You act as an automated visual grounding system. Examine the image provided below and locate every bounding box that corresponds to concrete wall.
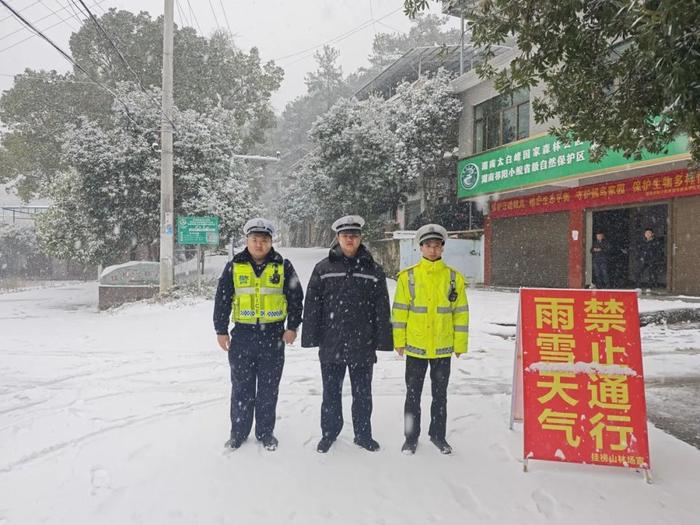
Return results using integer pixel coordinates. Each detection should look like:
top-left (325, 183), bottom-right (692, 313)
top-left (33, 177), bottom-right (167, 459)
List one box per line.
top-left (399, 237), bottom-right (484, 284)
top-left (98, 285), bottom-right (159, 310)
top-left (366, 238), bottom-right (401, 279)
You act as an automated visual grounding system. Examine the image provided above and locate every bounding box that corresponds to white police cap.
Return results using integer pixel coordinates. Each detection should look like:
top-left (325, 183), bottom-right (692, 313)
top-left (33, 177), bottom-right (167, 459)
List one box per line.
top-left (416, 223), bottom-right (447, 245)
top-left (331, 215), bottom-right (365, 234)
top-left (243, 218), bottom-right (275, 236)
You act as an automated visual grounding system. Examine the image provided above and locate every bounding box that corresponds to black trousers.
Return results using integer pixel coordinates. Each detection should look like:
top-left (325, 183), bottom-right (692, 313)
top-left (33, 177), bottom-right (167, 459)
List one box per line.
top-left (228, 325), bottom-right (285, 441)
top-left (592, 259), bottom-right (610, 288)
top-left (320, 362), bottom-right (374, 441)
top-left (404, 355), bottom-right (451, 441)
top-left (635, 261), bottom-right (659, 288)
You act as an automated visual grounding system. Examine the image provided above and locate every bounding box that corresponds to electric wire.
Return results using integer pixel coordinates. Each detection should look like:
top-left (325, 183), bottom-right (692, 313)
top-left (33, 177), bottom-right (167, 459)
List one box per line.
top-left (207, 0), bottom-right (219, 31)
top-left (0, 0), bottom-right (108, 53)
top-left (218, 0), bottom-right (232, 35)
top-left (71, 0), bottom-right (176, 129)
top-left (0, 0), bottom-right (148, 130)
top-left (273, 7), bottom-right (402, 62)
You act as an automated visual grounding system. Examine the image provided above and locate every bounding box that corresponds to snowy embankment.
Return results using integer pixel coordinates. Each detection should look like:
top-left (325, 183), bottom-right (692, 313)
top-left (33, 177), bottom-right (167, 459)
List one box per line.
top-left (1, 248), bottom-right (699, 524)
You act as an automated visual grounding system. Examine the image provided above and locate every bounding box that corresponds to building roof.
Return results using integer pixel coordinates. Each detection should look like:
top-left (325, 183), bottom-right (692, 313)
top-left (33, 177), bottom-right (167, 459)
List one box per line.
top-left (354, 44), bottom-right (473, 100)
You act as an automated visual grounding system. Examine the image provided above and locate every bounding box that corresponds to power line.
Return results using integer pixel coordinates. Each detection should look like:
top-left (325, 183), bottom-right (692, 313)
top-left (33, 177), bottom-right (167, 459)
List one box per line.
top-left (0, 0), bottom-right (78, 41)
top-left (174, 0), bottom-right (188, 29)
top-left (218, 0), bottom-right (232, 35)
top-left (71, 0), bottom-right (176, 130)
top-left (0, 0), bottom-right (146, 129)
top-left (0, 0), bottom-right (108, 53)
top-left (184, 0), bottom-right (201, 34)
top-left (273, 7), bottom-right (402, 62)
top-left (0, 0), bottom-right (41, 23)
top-left (46, 0), bottom-right (119, 79)
top-left (207, 0), bottom-right (220, 31)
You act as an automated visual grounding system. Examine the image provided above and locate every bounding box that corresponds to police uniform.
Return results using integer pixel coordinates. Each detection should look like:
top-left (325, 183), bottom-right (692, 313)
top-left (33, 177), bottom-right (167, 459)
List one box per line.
top-left (301, 215), bottom-right (393, 453)
top-left (391, 224), bottom-right (469, 454)
top-left (213, 218), bottom-right (304, 449)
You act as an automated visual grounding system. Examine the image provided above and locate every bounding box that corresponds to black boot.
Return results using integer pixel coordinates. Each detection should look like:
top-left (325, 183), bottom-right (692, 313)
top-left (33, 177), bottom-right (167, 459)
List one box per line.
top-left (430, 436), bottom-right (452, 455)
top-left (259, 434), bottom-right (278, 451)
top-left (317, 436), bottom-right (335, 453)
top-left (401, 439), bottom-right (418, 455)
top-left (353, 436), bottom-right (380, 452)
top-left (225, 436), bottom-right (246, 450)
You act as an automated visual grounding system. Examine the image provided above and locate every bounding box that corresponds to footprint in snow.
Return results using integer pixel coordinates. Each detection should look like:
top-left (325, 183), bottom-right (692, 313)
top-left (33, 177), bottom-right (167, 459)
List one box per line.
top-left (90, 467), bottom-right (112, 496)
top-left (531, 488), bottom-right (558, 519)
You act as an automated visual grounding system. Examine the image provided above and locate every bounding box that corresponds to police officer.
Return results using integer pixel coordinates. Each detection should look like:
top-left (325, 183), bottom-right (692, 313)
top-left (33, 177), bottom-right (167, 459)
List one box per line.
top-left (213, 218), bottom-right (304, 451)
top-left (392, 224), bottom-right (469, 455)
top-left (302, 215), bottom-right (393, 453)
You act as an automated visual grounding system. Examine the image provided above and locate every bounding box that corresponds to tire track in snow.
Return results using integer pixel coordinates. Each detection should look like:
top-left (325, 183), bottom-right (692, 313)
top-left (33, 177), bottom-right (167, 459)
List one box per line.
top-left (0, 396), bottom-right (225, 474)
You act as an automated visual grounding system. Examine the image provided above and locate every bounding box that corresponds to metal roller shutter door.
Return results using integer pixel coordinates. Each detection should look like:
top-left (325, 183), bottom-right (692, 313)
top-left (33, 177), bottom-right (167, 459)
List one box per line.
top-left (492, 212), bottom-right (569, 287)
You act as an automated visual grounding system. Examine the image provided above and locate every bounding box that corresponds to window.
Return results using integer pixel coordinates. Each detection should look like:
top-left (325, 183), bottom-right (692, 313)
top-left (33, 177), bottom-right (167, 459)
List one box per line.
top-left (473, 88), bottom-right (529, 153)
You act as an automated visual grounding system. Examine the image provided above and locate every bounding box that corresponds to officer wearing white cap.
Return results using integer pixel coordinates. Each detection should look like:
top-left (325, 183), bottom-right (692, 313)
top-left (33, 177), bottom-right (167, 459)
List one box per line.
top-left (331, 215), bottom-right (365, 235)
top-left (243, 217), bottom-right (275, 236)
top-left (214, 218), bottom-right (304, 451)
top-left (391, 223), bottom-right (469, 455)
top-left (302, 215), bottom-right (393, 453)
top-left (415, 223), bottom-right (449, 245)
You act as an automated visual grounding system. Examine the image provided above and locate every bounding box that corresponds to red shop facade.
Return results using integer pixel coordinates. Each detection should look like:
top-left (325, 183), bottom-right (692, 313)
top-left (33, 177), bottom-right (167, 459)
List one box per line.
top-left (482, 169), bottom-right (700, 295)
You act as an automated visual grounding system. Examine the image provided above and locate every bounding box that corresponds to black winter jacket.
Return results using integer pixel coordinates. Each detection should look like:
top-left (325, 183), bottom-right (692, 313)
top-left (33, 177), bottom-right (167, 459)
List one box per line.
top-left (590, 239), bottom-right (612, 262)
top-left (301, 243), bottom-right (393, 365)
top-left (638, 237), bottom-right (662, 265)
top-left (213, 248), bottom-right (304, 335)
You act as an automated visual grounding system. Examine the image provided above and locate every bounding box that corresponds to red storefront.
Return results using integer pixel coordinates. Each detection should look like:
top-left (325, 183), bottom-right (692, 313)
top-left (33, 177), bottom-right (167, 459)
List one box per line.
top-left (482, 169), bottom-right (700, 294)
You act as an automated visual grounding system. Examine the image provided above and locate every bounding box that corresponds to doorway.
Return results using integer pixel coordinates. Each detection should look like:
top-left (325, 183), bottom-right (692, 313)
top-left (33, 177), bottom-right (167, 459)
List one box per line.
top-left (588, 203), bottom-right (668, 289)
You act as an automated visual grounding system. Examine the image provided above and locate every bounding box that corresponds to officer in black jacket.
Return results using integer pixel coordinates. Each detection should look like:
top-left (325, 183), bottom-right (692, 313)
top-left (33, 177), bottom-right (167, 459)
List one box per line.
top-left (302, 215), bottom-right (393, 453)
top-left (213, 218), bottom-right (304, 451)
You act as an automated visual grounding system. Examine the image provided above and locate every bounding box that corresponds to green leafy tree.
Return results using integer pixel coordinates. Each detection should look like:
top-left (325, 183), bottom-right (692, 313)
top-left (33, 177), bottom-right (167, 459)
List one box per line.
top-left (1, 8), bottom-right (282, 200)
top-left (272, 45), bottom-right (350, 161)
top-left (0, 70), bottom-right (111, 200)
top-left (279, 72), bottom-right (461, 241)
top-left (36, 84), bottom-right (261, 266)
top-left (404, 0), bottom-right (700, 162)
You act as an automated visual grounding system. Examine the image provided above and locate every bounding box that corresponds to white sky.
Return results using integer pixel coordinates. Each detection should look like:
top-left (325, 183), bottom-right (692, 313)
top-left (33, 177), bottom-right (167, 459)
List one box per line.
top-left (0, 0), bottom-right (451, 112)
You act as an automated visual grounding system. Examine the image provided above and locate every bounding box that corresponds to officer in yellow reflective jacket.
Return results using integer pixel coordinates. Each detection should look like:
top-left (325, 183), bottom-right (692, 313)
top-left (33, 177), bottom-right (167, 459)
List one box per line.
top-left (213, 218), bottom-right (304, 451)
top-left (392, 224), bottom-right (469, 455)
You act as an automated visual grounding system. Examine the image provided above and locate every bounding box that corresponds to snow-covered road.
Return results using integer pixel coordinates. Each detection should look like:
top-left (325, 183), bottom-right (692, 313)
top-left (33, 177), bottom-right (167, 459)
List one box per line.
top-left (1, 248), bottom-right (700, 524)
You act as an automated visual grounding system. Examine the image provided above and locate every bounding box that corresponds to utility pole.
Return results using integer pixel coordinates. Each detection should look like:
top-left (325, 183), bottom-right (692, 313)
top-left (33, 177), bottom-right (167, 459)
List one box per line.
top-left (460, 9), bottom-right (465, 76)
top-left (160, 0), bottom-right (174, 293)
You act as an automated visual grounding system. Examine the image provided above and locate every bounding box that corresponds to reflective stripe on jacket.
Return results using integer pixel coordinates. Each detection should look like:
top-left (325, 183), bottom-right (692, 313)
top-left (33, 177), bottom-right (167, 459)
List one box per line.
top-left (391, 258), bottom-right (469, 359)
top-left (232, 261), bottom-right (287, 323)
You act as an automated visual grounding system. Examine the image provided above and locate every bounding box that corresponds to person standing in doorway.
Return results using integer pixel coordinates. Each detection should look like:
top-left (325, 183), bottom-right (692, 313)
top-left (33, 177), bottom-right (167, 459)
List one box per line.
top-left (635, 227), bottom-right (663, 290)
top-left (590, 231), bottom-right (612, 288)
top-left (213, 218), bottom-right (304, 451)
top-left (302, 215), bottom-right (393, 454)
top-left (392, 224), bottom-right (469, 455)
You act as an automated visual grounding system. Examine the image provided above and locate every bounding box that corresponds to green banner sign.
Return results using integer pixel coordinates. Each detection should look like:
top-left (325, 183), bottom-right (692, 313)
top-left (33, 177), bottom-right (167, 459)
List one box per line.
top-left (177, 216), bottom-right (220, 245)
top-left (457, 134), bottom-right (689, 198)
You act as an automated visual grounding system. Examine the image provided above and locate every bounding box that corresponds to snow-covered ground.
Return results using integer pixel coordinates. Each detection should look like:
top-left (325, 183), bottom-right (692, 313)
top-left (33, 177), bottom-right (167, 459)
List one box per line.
top-left (1, 248), bottom-right (700, 525)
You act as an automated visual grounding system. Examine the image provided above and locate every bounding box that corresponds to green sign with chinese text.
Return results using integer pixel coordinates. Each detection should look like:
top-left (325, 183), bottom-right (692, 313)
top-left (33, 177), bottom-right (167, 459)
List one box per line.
top-left (177, 216), bottom-right (220, 245)
top-left (457, 134), bottom-right (689, 198)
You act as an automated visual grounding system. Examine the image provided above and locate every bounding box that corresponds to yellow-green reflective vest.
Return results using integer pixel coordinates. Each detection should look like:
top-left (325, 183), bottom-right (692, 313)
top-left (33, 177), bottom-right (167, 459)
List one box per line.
top-left (391, 258), bottom-right (469, 359)
top-left (231, 262), bottom-right (287, 324)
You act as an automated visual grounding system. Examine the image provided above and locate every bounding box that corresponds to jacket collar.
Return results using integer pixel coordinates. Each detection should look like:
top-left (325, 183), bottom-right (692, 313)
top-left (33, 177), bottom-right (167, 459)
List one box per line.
top-left (233, 247), bottom-right (283, 265)
top-left (329, 242), bottom-right (374, 264)
top-left (418, 257), bottom-right (446, 271)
